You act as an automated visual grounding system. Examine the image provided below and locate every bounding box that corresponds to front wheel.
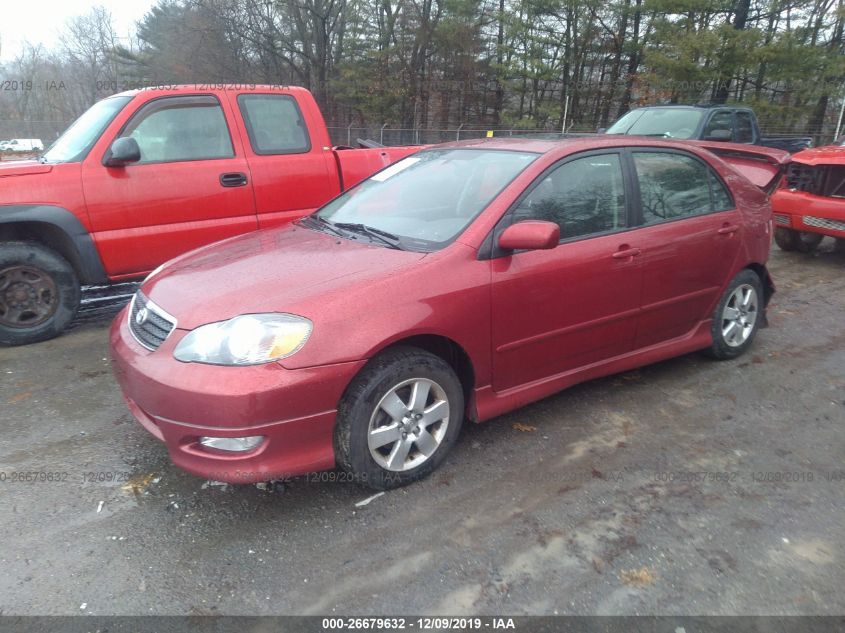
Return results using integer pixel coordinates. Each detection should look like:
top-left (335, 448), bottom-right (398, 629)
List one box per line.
top-left (334, 346), bottom-right (464, 490)
top-left (705, 270), bottom-right (763, 360)
top-left (774, 227), bottom-right (823, 253)
top-left (0, 241), bottom-right (80, 346)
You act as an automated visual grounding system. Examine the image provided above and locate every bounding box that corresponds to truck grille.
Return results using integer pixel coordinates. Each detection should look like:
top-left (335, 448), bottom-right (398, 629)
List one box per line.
top-left (128, 292), bottom-right (176, 351)
top-left (803, 216), bottom-right (845, 233)
top-left (786, 162), bottom-right (845, 197)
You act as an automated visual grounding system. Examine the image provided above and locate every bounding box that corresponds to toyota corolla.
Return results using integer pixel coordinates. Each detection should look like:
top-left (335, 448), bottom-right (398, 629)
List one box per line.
top-left (110, 138), bottom-right (787, 490)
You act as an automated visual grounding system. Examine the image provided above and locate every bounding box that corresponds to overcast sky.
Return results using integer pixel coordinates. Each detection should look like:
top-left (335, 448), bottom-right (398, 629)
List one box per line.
top-left (0, 0), bottom-right (157, 62)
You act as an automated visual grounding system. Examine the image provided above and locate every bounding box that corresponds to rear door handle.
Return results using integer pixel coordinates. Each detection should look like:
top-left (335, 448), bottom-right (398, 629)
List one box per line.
top-left (220, 172), bottom-right (248, 187)
top-left (717, 225), bottom-right (739, 235)
top-left (612, 247), bottom-right (641, 260)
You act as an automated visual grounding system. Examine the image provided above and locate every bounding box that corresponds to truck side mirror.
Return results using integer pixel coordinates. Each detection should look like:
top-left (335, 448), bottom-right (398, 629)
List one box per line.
top-left (106, 137), bottom-right (141, 167)
top-left (704, 129), bottom-right (732, 142)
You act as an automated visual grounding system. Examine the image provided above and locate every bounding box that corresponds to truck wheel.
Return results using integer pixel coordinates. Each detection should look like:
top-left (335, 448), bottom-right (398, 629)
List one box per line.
top-left (705, 270), bottom-right (763, 360)
top-left (334, 346), bottom-right (464, 490)
top-left (834, 239), bottom-right (845, 255)
top-left (774, 228), bottom-right (822, 253)
top-left (0, 242), bottom-right (80, 346)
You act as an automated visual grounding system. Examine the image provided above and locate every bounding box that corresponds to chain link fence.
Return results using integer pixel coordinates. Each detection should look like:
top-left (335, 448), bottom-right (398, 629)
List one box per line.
top-left (0, 119), bottom-right (839, 160)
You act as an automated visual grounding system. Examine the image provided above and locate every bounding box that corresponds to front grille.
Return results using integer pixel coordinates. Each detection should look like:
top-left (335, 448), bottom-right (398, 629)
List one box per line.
top-left (128, 292), bottom-right (176, 351)
top-left (786, 162), bottom-right (845, 197)
top-left (785, 162), bottom-right (822, 193)
top-left (773, 213), bottom-right (791, 226)
top-left (803, 215), bottom-right (845, 233)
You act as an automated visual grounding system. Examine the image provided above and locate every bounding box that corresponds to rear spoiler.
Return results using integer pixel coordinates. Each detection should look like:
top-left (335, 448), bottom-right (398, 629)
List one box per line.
top-left (687, 141), bottom-right (790, 195)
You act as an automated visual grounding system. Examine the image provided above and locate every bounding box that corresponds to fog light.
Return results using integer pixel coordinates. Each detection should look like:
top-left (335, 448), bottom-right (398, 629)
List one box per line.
top-left (199, 436), bottom-right (265, 452)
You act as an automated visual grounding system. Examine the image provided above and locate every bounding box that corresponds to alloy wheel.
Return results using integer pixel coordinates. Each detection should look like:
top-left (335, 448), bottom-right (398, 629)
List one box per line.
top-left (721, 283), bottom-right (758, 347)
top-left (367, 378), bottom-right (451, 472)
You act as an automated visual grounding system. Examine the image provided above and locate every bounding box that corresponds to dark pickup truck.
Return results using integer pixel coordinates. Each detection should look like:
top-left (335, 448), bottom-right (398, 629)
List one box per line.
top-left (605, 105), bottom-right (813, 153)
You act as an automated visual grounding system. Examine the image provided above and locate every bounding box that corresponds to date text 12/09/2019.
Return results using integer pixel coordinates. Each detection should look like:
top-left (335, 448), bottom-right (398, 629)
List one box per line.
top-left (322, 618), bottom-right (516, 630)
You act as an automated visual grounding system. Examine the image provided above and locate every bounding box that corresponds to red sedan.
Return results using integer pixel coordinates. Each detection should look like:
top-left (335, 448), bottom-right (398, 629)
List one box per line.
top-left (110, 137), bottom-right (786, 489)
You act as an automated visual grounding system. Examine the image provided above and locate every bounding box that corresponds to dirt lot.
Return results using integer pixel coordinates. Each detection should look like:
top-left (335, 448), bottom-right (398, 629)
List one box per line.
top-left (0, 244), bottom-right (843, 616)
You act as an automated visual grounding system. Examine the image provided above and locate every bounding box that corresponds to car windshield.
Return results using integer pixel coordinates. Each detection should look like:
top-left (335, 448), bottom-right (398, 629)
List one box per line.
top-left (312, 149), bottom-right (537, 251)
top-left (606, 109), bottom-right (705, 139)
top-left (42, 95), bottom-right (132, 163)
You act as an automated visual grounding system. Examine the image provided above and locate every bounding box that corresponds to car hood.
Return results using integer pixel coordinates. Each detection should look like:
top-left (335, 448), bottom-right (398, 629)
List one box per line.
top-left (788, 145), bottom-right (845, 166)
top-left (0, 160), bottom-right (52, 178)
top-left (142, 224), bottom-right (428, 330)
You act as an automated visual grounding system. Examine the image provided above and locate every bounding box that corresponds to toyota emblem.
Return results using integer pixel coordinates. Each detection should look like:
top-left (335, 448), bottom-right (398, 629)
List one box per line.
top-left (135, 307), bottom-right (149, 325)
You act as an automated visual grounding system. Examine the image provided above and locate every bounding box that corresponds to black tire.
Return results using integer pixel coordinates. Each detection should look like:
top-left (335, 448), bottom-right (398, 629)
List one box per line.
top-left (774, 227), bottom-right (823, 253)
top-left (0, 241), bottom-right (80, 346)
top-left (334, 346), bottom-right (465, 490)
top-left (705, 269), bottom-right (764, 360)
top-left (834, 238), bottom-right (845, 255)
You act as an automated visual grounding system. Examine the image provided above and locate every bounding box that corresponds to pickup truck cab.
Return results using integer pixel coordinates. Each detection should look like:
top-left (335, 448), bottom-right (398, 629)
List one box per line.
top-left (0, 85), bottom-right (418, 345)
top-left (606, 105), bottom-right (813, 153)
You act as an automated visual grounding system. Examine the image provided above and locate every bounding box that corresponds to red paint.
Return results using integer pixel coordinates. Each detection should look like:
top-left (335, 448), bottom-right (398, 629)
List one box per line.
top-left (771, 145), bottom-right (845, 239)
top-left (111, 137), bottom-right (779, 483)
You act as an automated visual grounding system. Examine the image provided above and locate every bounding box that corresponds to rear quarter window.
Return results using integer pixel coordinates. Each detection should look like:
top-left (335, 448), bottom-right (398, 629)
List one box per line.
top-left (237, 94), bottom-right (311, 155)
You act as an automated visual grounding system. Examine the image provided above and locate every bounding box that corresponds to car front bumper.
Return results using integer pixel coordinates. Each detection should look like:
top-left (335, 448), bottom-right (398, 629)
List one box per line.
top-left (109, 307), bottom-right (366, 483)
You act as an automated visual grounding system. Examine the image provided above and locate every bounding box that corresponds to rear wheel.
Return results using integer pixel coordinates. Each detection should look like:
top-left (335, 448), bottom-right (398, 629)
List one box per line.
top-left (0, 242), bottom-right (80, 346)
top-left (834, 238), bottom-right (845, 255)
top-left (706, 270), bottom-right (763, 360)
top-left (334, 346), bottom-right (464, 490)
top-left (774, 227), bottom-right (823, 253)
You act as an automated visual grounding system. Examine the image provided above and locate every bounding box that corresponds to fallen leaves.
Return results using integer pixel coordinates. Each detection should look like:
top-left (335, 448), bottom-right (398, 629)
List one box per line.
top-left (512, 422), bottom-right (537, 432)
top-left (120, 472), bottom-right (160, 495)
top-left (7, 391), bottom-right (33, 404)
top-left (620, 566), bottom-right (656, 587)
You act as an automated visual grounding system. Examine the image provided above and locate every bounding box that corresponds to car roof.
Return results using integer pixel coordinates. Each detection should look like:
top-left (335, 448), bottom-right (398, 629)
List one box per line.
top-left (630, 104), bottom-right (751, 110)
top-left (427, 135), bottom-right (729, 157)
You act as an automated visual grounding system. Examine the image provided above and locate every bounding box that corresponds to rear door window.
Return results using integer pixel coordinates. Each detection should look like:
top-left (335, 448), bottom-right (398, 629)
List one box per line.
top-left (237, 94), bottom-right (311, 155)
top-left (633, 152), bottom-right (732, 224)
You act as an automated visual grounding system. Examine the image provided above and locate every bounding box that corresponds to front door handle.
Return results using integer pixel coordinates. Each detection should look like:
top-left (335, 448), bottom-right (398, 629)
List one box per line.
top-left (717, 224), bottom-right (739, 235)
top-left (220, 172), bottom-right (248, 187)
top-left (612, 247), bottom-right (641, 260)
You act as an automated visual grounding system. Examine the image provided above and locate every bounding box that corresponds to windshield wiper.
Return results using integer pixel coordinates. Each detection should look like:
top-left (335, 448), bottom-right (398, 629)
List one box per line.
top-left (298, 215), bottom-right (346, 238)
top-left (333, 222), bottom-right (403, 249)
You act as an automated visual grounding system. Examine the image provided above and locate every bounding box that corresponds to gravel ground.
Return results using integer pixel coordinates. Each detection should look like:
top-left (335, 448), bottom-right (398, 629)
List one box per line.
top-left (0, 244), bottom-right (843, 616)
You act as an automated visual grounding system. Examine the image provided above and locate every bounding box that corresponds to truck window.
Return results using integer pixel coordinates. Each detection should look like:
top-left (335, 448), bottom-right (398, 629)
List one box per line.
top-left (703, 111), bottom-right (733, 140)
top-left (237, 94), bottom-right (311, 155)
top-left (121, 96), bottom-right (234, 163)
top-left (606, 109), bottom-right (703, 139)
top-left (735, 112), bottom-right (754, 143)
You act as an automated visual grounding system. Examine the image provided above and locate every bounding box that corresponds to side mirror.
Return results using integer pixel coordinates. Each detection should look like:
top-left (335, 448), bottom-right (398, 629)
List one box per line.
top-left (596, 127), bottom-right (607, 134)
top-left (106, 137), bottom-right (141, 166)
top-left (705, 129), bottom-right (732, 142)
top-left (498, 221), bottom-right (560, 251)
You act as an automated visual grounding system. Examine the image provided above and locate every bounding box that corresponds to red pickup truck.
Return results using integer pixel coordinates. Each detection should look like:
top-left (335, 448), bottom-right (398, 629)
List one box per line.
top-left (0, 85), bottom-right (418, 345)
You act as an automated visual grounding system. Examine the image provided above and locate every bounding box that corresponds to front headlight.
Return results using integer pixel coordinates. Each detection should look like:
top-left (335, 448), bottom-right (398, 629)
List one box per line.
top-left (173, 314), bottom-right (312, 365)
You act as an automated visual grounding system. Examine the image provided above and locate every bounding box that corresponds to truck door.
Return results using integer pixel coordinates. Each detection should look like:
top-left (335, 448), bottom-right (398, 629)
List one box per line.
top-left (81, 94), bottom-right (257, 278)
top-left (228, 92), bottom-right (339, 229)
